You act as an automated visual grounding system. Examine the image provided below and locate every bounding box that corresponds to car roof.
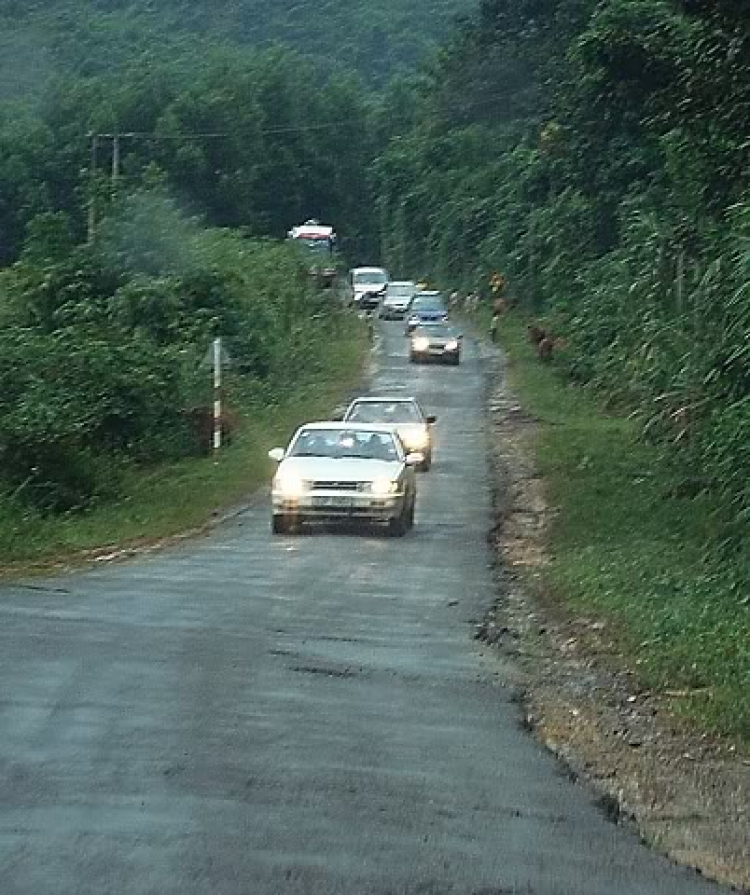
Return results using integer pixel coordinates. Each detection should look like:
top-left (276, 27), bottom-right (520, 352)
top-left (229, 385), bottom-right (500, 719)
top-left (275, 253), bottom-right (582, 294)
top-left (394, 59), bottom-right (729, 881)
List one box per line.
top-left (388, 280), bottom-right (417, 286)
top-left (416, 289), bottom-right (443, 297)
top-left (295, 421), bottom-right (400, 433)
top-left (346, 396), bottom-right (419, 405)
top-left (352, 266), bottom-right (388, 274)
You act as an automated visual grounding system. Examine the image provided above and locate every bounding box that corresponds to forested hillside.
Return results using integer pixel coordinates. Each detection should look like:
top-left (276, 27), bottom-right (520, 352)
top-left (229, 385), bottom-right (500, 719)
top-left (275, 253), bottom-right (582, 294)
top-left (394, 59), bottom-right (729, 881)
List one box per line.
top-left (0, 0), bottom-right (474, 86)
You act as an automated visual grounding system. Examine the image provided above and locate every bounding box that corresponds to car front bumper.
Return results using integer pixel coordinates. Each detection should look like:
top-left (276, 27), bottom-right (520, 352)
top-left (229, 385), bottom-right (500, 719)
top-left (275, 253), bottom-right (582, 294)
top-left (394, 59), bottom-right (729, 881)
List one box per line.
top-left (356, 293), bottom-right (385, 309)
top-left (411, 344), bottom-right (460, 362)
top-left (381, 305), bottom-right (410, 318)
top-left (272, 492), bottom-right (405, 522)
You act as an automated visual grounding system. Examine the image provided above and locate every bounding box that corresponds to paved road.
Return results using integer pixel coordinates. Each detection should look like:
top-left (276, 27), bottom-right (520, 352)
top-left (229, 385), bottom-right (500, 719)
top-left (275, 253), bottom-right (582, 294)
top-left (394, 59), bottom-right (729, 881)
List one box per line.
top-left (0, 321), bottom-right (726, 894)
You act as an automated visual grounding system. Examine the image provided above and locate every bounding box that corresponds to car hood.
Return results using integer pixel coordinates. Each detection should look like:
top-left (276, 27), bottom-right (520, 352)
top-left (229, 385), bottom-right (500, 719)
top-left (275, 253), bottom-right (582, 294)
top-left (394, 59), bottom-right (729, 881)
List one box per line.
top-left (412, 310), bottom-right (446, 319)
top-left (393, 424), bottom-right (430, 449)
top-left (417, 333), bottom-right (456, 345)
top-left (278, 457), bottom-right (402, 480)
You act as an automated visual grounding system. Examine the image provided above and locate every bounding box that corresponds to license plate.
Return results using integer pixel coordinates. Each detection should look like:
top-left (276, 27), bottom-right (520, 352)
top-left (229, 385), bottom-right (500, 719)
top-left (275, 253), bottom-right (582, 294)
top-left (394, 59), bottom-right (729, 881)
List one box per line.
top-left (315, 496), bottom-right (353, 508)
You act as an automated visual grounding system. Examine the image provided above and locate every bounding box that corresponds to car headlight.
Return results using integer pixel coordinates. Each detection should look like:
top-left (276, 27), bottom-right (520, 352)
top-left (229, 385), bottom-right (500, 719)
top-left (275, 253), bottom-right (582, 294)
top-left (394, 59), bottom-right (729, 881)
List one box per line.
top-left (371, 477), bottom-right (399, 496)
top-left (445, 339), bottom-right (459, 351)
top-left (403, 429), bottom-right (429, 449)
top-left (412, 337), bottom-right (430, 351)
top-left (274, 473), bottom-right (308, 497)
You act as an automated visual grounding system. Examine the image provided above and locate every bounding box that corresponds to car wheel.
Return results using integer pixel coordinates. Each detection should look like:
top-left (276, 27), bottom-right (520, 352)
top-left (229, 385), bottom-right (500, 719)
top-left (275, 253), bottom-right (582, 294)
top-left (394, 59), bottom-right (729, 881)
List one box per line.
top-left (272, 514), bottom-right (291, 535)
top-left (409, 352), bottom-right (419, 363)
top-left (406, 498), bottom-right (416, 529)
top-left (451, 355), bottom-right (461, 366)
top-left (420, 452), bottom-right (432, 472)
top-left (388, 507), bottom-right (409, 537)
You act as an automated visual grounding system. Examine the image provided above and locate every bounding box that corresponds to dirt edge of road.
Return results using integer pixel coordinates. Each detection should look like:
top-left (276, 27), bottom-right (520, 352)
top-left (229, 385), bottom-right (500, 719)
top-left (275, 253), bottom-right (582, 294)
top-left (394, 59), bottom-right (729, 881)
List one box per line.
top-left (481, 352), bottom-right (750, 893)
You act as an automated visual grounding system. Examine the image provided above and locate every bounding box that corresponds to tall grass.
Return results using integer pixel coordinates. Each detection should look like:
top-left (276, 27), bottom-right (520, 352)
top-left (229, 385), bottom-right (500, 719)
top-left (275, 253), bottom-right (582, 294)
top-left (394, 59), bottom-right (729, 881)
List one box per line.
top-left (494, 311), bottom-right (750, 746)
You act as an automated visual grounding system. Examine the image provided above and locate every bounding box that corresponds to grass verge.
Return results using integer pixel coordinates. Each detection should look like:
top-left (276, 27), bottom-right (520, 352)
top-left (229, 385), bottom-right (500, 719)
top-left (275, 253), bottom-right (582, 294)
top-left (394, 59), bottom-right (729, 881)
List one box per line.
top-left (0, 318), bottom-right (368, 576)
top-left (492, 311), bottom-right (750, 747)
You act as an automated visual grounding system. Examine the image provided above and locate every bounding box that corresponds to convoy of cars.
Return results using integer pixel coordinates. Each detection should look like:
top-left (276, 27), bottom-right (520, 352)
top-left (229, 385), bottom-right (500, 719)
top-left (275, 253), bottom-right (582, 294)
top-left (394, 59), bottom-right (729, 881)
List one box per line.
top-left (268, 267), bottom-right (461, 535)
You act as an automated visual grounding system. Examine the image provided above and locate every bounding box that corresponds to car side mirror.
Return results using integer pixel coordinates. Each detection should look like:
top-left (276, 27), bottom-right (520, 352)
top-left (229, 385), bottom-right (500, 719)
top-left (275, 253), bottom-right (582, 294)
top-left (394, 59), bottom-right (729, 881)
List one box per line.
top-left (268, 448), bottom-right (285, 462)
top-left (426, 415), bottom-right (437, 425)
top-left (405, 452), bottom-right (424, 467)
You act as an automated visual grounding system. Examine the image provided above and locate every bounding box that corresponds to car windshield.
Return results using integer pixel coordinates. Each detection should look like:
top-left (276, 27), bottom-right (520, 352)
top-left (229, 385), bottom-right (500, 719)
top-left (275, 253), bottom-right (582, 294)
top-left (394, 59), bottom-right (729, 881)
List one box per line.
top-left (417, 325), bottom-right (455, 336)
top-left (387, 284), bottom-right (416, 297)
top-left (346, 402), bottom-right (422, 424)
top-left (354, 270), bottom-right (387, 285)
top-left (298, 237), bottom-right (331, 253)
top-left (412, 295), bottom-right (446, 311)
top-left (289, 428), bottom-right (400, 460)
top-left (414, 304), bottom-right (445, 314)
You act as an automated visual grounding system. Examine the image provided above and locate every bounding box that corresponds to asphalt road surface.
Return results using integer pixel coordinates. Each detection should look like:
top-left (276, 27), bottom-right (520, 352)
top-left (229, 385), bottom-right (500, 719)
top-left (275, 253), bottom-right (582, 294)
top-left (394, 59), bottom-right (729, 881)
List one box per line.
top-left (0, 321), bottom-right (727, 894)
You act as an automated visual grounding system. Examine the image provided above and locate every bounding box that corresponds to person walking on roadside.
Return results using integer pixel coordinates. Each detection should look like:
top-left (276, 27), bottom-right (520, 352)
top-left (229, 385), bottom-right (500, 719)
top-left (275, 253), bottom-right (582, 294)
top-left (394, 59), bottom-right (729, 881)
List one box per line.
top-left (490, 311), bottom-right (500, 343)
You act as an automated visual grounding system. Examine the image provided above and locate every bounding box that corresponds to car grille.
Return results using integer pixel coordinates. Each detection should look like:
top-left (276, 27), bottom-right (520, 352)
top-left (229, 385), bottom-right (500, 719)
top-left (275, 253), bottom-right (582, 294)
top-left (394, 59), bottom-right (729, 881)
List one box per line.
top-left (311, 481), bottom-right (368, 492)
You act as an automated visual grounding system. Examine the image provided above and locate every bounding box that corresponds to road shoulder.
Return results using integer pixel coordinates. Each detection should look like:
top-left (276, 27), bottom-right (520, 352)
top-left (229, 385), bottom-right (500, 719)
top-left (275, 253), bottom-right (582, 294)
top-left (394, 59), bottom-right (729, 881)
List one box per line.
top-left (481, 351), bottom-right (750, 893)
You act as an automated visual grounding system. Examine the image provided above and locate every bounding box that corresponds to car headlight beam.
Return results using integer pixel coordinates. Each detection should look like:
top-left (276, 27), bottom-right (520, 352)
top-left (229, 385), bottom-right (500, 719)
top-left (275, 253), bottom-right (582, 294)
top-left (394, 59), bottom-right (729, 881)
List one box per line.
top-left (371, 477), bottom-right (399, 496)
top-left (403, 429), bottom-right (429, 449)
top-left (275, 472), bottom-right (308, 498)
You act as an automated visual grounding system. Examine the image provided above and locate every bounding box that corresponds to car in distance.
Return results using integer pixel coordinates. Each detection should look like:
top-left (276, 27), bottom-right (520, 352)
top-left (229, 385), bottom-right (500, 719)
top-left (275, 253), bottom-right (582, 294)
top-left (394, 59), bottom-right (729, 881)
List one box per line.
top-left (349, 266), bottom-right (389, 311)
top-left (404, 290), bottom-right (449, 333)
top-left (342, 396), bottom-right (437, 471)
top-left (410, 323), bottom-right (463, 365)
top-left (379, 280), bottom-right (418, 320)
top-left (268, 422), bottom-right (420, 535)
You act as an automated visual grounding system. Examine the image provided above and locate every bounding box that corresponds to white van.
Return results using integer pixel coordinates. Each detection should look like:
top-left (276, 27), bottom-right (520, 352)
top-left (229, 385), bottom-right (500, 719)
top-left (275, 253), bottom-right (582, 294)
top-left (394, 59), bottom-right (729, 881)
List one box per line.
top-left (349, 267), bottom-right (389, 310)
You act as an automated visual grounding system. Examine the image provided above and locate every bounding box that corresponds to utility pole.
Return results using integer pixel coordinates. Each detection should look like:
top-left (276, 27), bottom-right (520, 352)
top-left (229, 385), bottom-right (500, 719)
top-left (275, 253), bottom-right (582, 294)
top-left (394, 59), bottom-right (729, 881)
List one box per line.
top-left (87, 133), bottom-right (99, 244)
top-left (85, 130), bottom-right (230, 244)
top-left (112, 133), bottom-right (121, 182)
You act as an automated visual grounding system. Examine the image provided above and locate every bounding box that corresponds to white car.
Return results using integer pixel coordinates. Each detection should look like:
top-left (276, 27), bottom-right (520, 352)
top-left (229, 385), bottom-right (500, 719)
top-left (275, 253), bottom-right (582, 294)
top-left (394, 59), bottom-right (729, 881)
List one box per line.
top-left (349, 266), bottom-right (389, 311)
top-left (268, 422), bottom-right (420, 535)
top-left (342, 396), bottom-right (436, 471)
top-left (379, 280), bottom-right (418, 320)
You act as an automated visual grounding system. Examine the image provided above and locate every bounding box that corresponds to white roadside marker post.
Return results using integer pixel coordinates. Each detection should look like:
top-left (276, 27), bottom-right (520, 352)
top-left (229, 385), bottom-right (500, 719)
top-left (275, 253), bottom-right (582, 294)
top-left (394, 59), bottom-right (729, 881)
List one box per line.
top-left (213, 336), bottom-right (222, 454)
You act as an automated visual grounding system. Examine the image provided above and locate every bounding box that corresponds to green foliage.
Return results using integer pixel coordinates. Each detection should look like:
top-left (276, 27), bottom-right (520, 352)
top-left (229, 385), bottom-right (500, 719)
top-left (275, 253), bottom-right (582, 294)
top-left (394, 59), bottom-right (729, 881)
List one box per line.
top-left (373, 0), bottom-right (750, 563)
top-left (493, 314), bottom-right (750, 743)
top-left (0, 183), bottom-right (353, 513)
top-left (0, 0), bottom-right (474, 87)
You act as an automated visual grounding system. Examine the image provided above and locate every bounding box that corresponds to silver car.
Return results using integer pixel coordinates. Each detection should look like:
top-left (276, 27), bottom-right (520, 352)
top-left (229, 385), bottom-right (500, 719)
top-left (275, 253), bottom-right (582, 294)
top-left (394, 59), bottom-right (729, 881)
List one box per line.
top-left (268, 422), bottom-right (420, 535)
top-left (342, 396), bottom-right (436, 471)
top-left (409, 323), bottom-right (463, 365)
top-left (379, 280), bottom-right (418, 320)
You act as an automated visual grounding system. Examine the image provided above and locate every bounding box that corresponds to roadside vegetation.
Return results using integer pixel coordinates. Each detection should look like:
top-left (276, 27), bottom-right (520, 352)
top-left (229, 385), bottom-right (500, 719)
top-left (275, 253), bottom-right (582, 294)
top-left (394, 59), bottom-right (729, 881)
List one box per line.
top-left (1, 19), bottom-right (380, 570)
top-left (489, 312), bottom-right (749, 745)
top-left (0, 194), bottom-right (365, 568)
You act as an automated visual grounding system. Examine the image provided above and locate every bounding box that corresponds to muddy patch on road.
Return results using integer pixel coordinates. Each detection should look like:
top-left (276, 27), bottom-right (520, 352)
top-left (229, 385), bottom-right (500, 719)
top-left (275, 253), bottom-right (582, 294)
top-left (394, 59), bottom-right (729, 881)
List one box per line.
top-left (482, 353), bottom-right (750, 892)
